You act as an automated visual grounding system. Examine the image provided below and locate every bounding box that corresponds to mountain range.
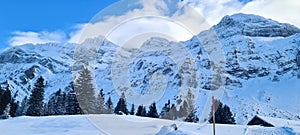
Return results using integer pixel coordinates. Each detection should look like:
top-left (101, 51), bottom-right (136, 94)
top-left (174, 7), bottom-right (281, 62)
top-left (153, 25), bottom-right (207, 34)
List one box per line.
top-left (0, 13), bottom-right (299, 124)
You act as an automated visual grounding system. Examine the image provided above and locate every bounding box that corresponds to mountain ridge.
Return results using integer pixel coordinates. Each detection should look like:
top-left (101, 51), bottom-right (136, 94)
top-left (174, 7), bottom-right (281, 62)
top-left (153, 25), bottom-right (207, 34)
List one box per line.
top-left (0, 13), bottom-right (299, 124)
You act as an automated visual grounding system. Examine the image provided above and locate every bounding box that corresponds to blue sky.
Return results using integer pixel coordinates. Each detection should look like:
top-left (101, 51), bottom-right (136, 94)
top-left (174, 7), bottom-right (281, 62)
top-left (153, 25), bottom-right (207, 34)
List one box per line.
top-left (0, 0), bottom-right (119, 50)
top-left (0, 0), bottom-right (299, 51)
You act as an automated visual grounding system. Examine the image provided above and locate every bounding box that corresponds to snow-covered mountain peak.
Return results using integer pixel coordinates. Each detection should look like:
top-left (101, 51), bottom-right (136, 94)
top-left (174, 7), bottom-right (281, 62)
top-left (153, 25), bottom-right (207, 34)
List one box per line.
top-left (0, 13), bottom-right (299, 124)
top-left (215, 13), bottom-right (300, 38)
top-left (139, 37), bottom-right (173, 48)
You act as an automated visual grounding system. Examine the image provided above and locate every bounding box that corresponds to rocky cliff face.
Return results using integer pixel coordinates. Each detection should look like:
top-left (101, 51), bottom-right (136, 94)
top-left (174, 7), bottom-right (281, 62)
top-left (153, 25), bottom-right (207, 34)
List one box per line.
top-left (0, 13), bottom-right (299, 124)
top-left (215, 13), bottom-right (300, 38)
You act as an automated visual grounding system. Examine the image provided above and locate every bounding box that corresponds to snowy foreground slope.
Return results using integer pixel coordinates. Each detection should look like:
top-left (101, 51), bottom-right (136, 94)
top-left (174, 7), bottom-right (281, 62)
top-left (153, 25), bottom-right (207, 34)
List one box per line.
top-left (0, 115), bottom-right (299, 135)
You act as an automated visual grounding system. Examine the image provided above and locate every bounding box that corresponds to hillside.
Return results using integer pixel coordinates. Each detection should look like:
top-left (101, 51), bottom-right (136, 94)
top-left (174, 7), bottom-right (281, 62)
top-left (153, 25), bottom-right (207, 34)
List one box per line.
top-left (0, 13), bottom-right (299, 124)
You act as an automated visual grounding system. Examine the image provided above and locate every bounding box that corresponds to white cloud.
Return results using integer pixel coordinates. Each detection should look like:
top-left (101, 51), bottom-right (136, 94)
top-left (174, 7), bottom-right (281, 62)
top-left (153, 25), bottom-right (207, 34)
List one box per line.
top-left (240, 0), bottom-right (300, 27)
top-left (10, 0), bottom-right (300, 47)
top-left (9, 31), bottom-right (67, 46)
top-left (182, 0), bottom-right (243, 25)
top-left (68, 23), bottom-right (88, 44)
top-left (70, 0), bottom-right (211, 47)
top-left (184, 0), bottom-right (300, 27)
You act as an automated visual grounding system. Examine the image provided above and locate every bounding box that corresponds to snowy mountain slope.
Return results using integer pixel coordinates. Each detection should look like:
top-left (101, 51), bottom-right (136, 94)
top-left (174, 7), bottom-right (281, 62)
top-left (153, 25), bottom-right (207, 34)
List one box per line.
top-left (213, 20), bottom-right (300, 124)
top-left (0, 13), bottom-right (299, 124)
top-left (0, 43), bottom-right (75, 101)
top-left (214, 13), bottom-right (300, 38)
top-left (0, 114), bottom-right (299, 135)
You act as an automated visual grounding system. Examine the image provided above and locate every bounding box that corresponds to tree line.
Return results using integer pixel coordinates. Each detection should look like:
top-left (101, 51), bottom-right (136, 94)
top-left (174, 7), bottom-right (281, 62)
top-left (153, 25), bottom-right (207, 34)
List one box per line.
top-left (0, 68), bottom-right (235, 125)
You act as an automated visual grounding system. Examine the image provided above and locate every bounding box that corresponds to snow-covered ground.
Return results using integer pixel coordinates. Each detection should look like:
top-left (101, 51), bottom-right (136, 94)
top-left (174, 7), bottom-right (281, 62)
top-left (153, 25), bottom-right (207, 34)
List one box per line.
top-left (0, 114), bottom-right (299, 135)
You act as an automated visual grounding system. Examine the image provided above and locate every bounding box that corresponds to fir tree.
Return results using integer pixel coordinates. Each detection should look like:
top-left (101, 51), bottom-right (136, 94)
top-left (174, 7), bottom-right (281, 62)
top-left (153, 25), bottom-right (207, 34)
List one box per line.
top-left (99, 89), bottom-right (104, 97)
top-left (0, 103), bottom-right (10, 119)
top-left (47, 89), bottom-right (67, 115)
top-left (61, 92), bottom-right (67, 114)
top-left (162, 104), bottom-right (177, 120)
top-left (130, 104), bottom-right (135, 115)
top-left (9, 101), bottom-right (18, 117)
top-left (0, 87), bottom-right (11, 115)
top-left (147, 102), bottom-right (159, 118)
top-left (26, 76), bottom-right (45, 116)
top-left (178, 100), bottom-right (189, 118)
top-left (141, 106), bottom-right (147, 117)
top-left (136, 105), bottom-right (143, 116)
top-left (43, 103), bottom-right (49, 116)
top-left (163, 89), bottom-right (196, 120)
top-left (16, 96), bottom-right (28, 116)
top-left (136, 105), bottom-right (148, 117)
top-left (65, 91), bottom-right (82, 115)
top-left (114, 93), bottom-right (128, 115)
top-left (160, 100), bottom-right (171, 117)
top-left (184, 108), bottom-right (199, 123)
top-left (74, 68), bottom-right (97, 114)
top-left (185, 89), bottom-right (195, 113)
top-left (209, 100), bottom-right (235, 124)
top-left (96, 89), bottom-right (108, 114)
top-left (105, 96), bottom-right (113, 112)
top-left (179, 89), bottom-right (196, 120)
top-left (0, 87), bottom-right (3, 97)
top-left (56, 90), bottom-right (67, 115)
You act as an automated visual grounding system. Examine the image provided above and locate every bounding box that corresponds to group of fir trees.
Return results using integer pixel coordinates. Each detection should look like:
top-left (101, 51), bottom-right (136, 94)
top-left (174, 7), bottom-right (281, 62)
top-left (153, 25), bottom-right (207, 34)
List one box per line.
top-left (12, 68), bottom-right (113, 117)
top-left (136, 105), bottom-right (147, 117)
top-left (0, 87), bottom-right (18, 119)
top-left (159, 89), bottom-right (200, 123)
top-left (43, 68), bottom-right (112, 115)
top-left (13, 68), bottom-right (112, 117)
top-left (134, 103), bottom-right (159, 118)
top-left (44, 89), bottom-right (82, 115)
top-left (43, 88), bottom-right (114, 116)
top-left (11, 76), bottom-right (47, 117)
top-left (1, 67), bottom-right (236, 125)
top-left (209, 100), bottom-right (236, 124)
top-left (114, 93), bottom-right (129, 115)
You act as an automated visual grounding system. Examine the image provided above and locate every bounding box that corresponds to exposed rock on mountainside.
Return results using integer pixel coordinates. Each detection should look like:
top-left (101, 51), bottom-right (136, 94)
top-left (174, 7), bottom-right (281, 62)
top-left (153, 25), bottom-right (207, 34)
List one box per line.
top-left (0, 13), bottom-right (299, 124)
